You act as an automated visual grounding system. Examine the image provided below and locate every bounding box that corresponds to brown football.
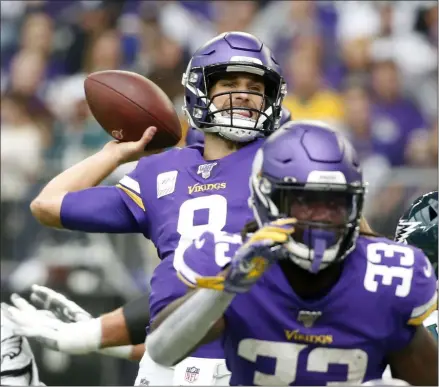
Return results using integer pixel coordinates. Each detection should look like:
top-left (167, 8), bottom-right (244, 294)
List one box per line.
top-left (84, 70), bottom-right (182, 150)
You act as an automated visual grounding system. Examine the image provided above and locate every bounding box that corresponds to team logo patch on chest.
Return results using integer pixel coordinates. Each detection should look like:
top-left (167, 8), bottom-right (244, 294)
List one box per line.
top-left (197, 162), bottom-right (217, 179)
top-left (185, 366), bottom-right (200, 383)
top-left (298, 310), bottom-right (322, 328)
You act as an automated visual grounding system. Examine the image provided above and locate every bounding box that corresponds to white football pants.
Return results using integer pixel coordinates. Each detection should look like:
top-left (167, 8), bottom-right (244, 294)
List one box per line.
top-left (135, 349), bottom-right (230, 386)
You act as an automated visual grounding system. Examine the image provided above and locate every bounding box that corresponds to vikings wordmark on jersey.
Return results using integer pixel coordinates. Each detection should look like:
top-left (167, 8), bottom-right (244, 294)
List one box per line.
top-left (175, 231), bottom-right (437, 386)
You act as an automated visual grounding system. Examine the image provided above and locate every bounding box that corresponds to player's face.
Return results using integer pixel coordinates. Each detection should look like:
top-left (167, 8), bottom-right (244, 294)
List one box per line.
top-left (208, 73), bottom-right (265, 120)
top-left (288, 191), bottom-right (349, 225)
top-left (280, 190), bottom-right (352, 245)
top-left (274, 190), bottom-right (352, 226)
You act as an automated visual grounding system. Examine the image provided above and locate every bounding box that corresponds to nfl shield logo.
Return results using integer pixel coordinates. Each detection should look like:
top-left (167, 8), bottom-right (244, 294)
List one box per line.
top-left (298, 310), bottom-right (322, 328)
top-left (197, 163), bottom-right (217, 179)
top-left (185, 366), bottom-right (200, 383)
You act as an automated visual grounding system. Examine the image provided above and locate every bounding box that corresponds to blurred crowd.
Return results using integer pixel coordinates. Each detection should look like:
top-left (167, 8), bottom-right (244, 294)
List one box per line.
top-left (0, 2), bottom-right (437, 383)
top-left (0, 0), bottom-right (438, 262)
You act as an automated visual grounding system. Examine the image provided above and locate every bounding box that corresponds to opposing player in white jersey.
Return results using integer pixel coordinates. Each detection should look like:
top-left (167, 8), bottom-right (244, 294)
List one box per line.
top-left (1, 301), bottom-right (42, 386)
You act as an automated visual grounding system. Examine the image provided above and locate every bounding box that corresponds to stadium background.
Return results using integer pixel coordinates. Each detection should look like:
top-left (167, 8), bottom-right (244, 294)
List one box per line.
top-left (0, 0), bottom-right (437, 385)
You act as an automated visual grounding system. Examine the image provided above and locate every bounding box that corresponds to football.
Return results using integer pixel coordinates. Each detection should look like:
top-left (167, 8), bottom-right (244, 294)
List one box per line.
top-left (84, 70), bottom-right (182, 150)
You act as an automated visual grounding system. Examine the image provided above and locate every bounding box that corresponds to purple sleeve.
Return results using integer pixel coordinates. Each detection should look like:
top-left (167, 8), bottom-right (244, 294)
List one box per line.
top-left (149, 258), bottom-right (188, 323)
top-left (149, 231), bottom-right (242, 322)
top-left (175, 231), bottom-right (242, 286)
top-left (402, 249), bottom-right (437, 326)
top-left (60, 187), bottom-right (141, 233)
top-left (388, 248), bottom-right (438, 351)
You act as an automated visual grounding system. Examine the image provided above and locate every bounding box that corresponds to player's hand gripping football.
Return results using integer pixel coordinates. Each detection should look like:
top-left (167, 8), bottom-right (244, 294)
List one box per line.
top-left (1, 292), bottom-right (100, 355)
top-left (197, 218), bottom-right (296, 293)
top-left (103, 126), bottom-right (159, 165)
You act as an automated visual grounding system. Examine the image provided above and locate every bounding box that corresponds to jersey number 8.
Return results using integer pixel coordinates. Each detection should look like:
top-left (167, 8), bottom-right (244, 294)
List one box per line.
top-left (174, 195), bottom-right (228, 272)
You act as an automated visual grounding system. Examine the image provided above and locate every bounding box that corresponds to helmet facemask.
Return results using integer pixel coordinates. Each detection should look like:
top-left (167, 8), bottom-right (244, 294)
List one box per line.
top-left (183, 62), bottom-right (286, 142)
top-left (251, 176), bottom-right (365, 273)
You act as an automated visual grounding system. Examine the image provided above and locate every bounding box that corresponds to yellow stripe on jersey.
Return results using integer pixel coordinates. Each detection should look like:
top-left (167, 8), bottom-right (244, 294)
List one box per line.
top-left (408, 298), bottom-right (438, 326)
top-left (196, 276), bottom-right (226, 291)
top-left (176, 271), bottom-right (196, 289)
top-left (116, 184), bottom-right (145, 211)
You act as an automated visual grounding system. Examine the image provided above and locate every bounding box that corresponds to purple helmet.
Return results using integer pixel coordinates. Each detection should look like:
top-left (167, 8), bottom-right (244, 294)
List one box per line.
top-left (249, 120), bottom-right (365, 273)
top-left (182, 32), bottom-right (286, 143)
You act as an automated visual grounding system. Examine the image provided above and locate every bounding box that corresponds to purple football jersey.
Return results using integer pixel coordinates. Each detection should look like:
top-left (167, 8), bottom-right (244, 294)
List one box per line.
top-left (117, 140), bottom-right (262, 260)
top-left (141, 140), bottom-right (263, 358)
top-left (177, 232), bottom-right (438, 385)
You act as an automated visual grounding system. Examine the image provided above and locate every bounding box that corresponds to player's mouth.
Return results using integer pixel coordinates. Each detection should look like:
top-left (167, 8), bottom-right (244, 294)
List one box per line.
top-left (224, 108), bottom-right (255, 120)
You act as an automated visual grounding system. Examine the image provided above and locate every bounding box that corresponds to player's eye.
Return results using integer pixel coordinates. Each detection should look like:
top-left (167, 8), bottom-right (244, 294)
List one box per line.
top-left (221, 81), bottom-right (236, 88)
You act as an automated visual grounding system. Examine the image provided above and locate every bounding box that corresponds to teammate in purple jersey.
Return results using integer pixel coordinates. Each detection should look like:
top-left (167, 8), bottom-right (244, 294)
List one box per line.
top-left (24, 32), bottom-right (287, 384)
top-left (147, 121), bottom-right (438, 386)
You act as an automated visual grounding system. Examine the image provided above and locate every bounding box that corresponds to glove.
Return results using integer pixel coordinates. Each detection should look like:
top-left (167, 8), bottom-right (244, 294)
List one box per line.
top-left (3, 290), bottom-right (134, 359)
top-left (196, 218), bottom-right (296, 293)
top-left (1, 294), bottom-right (101, 355)
top-left (29, 284), bottom-right (92, 323)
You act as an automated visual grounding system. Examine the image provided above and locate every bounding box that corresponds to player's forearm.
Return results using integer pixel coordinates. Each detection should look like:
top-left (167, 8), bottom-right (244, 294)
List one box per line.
top-left (100, 308), bottom-right (132, 348)
top-left (389, 325), bottom-right (438, 385)
top-left (99, 343), bottom-right (144, 361)
top-left (30, 149), bottom-right (120, 227)
top-left (147, 289), bottom-right (234, 367)
top-left (47, 314), bottom-right (135, 360)
top-left (99, 293), bottom-right (151, 347)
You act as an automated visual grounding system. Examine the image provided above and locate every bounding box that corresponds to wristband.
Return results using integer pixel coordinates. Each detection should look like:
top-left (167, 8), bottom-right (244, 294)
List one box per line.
top-left (122, 295), bottom-right (150, 345)
top-left (98, 345), bottom-right (133, 359)
top-left (60, 318), bottom-right (102, 354)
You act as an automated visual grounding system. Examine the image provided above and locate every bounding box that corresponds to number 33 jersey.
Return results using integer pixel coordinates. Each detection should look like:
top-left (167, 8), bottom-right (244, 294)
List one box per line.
top-left (177, 232), bottom-right (438, 385)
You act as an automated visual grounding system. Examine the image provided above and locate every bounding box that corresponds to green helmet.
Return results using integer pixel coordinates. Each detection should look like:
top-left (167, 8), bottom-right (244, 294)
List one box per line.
top-left (394, 191), bottom-right (438, 277)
